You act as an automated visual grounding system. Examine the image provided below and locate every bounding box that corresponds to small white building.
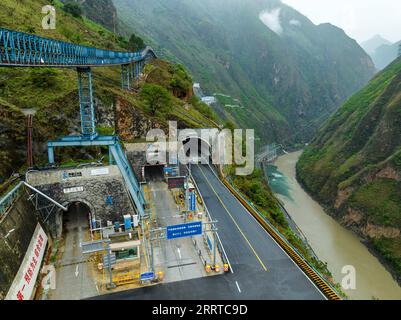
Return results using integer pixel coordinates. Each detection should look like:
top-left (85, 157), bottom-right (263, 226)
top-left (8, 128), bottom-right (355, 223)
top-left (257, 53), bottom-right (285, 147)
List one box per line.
top-left (201, 96), bottom-right (217, 105)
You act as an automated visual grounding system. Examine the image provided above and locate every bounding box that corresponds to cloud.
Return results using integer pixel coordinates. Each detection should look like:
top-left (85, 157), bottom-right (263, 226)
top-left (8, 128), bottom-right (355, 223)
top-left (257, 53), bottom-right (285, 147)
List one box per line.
top-left (259, 8), bottom-right (283, 36)
top-left (289, 19), bottom-right (301, 26)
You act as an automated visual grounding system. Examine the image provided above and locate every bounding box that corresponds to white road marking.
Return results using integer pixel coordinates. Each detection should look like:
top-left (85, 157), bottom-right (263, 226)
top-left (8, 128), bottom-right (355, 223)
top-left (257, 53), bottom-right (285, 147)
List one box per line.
top-left (235, 281), bottom-right (241, 293)
top-left (75, 265), bottom-right (79, 277)
top-left (177, 248), bottom-right (182, 260)
top-left (190, 165), bottom-right (234, 274)
top-left (206, 163), bottom-right (327, 300)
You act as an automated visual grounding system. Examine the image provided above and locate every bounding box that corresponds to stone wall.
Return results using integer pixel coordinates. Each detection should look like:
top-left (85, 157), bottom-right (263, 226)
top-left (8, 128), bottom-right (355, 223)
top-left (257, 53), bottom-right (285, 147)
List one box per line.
top-left (26, 165), bottom-right (135, 237)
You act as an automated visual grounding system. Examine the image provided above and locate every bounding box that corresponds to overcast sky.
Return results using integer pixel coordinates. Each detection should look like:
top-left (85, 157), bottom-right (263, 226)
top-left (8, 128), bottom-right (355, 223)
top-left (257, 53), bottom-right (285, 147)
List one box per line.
top-left (281, 0), bottom-right (401, 43)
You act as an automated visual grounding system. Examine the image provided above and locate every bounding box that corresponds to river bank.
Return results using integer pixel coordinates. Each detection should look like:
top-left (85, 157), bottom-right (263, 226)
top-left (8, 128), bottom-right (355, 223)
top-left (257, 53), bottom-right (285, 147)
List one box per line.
top-left (267, 150), bottom-right (401, 300)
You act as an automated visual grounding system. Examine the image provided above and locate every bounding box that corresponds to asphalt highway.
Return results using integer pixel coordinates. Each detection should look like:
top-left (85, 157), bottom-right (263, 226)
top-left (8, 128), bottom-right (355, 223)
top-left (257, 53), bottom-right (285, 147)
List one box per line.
top-left (93, 165), bottom-right (324, 300)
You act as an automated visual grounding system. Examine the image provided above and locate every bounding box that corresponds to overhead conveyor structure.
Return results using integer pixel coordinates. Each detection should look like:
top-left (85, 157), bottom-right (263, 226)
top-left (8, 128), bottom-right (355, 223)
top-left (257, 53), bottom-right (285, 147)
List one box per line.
top-left (0, 27), bottom-right (157, 217)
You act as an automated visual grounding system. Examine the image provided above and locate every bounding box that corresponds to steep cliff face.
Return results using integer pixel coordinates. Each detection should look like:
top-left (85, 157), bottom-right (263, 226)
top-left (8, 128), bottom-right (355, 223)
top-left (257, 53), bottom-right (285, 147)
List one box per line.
top-left (297, 57), bottom-right (401, 281)
top-left (114, 0), bottom-right (375, 144)
top-left (79, 0), bottom-right (118, 31)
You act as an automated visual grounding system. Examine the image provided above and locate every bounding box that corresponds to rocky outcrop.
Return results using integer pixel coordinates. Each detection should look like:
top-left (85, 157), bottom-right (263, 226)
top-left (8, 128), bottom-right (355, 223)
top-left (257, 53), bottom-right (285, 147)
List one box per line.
top-left (361, 223), bottom-right (400, 239)
top-left (335, 187), bottom-right (354, 209)
top-left (115, 97), bottom-right (164, 141)
top-left (341, 208), bottom-right (363, 227)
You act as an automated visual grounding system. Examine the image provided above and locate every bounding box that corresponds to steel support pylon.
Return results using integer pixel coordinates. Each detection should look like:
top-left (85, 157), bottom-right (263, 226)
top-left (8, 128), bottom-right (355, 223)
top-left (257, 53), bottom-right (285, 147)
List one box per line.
top-left (77, 67), bottom-right (97, 139)
top-left (121, 64), bottom-right (131, 90)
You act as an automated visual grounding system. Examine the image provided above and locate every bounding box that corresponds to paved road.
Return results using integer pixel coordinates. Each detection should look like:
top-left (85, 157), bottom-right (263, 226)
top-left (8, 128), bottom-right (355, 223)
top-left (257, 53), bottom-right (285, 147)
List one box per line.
top-left (93, 165), bottom-right (324, 300)
top-left (148, 181), bottom-right (206, 282)
top-left (50, 203), bottom-right (98, 300)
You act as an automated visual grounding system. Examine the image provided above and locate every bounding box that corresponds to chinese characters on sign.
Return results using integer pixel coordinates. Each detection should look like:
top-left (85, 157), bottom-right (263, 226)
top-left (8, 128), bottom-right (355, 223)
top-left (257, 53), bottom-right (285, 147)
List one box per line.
top-left (6, 224), bottom-right (48, 300)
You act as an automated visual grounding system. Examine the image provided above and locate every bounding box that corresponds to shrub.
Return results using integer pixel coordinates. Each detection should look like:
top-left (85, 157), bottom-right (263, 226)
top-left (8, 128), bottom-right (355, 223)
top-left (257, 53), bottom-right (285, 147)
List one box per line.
top-left (140, 84), bottom-right (172, 116)
top-left (127, 33), bottom-right (145, 52)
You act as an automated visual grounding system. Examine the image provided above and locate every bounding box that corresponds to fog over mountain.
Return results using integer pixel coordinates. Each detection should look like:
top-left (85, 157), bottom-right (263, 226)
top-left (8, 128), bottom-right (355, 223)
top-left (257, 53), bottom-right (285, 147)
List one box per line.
top-left (361, 35), bottom-right (392, 56)
top-left (114, 0), bottom-right (374, 145)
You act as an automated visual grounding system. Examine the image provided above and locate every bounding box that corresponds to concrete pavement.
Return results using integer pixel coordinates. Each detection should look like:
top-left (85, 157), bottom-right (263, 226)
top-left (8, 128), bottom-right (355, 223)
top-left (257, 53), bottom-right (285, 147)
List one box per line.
top-left (49, 203), bottom-right (98, 300)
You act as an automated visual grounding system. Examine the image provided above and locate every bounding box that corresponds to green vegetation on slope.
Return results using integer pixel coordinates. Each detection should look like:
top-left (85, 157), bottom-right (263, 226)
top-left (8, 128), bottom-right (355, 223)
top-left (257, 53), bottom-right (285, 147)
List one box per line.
top-left (114, 0), bottom-right (374, 145)
top-left (226, 167), bottom-right (342, 293)
top-left (297, 57), bottom-right (401, 283)
top-left (0, 0), bottom-right (219, 184)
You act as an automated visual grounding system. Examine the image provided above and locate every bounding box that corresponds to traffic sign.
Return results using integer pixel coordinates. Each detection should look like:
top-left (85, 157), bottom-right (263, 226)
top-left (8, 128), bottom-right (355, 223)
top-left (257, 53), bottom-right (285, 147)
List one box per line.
top-left (140, 271), bottom-right (155, 281)
top-left (164, 167), bottom-right (173, 174)
top-left (166, 221), bottom-right (202, 240)
top-left (167, 176), bottom-right (185, 189)
top-left (103, 253), bottom-right (116, 268)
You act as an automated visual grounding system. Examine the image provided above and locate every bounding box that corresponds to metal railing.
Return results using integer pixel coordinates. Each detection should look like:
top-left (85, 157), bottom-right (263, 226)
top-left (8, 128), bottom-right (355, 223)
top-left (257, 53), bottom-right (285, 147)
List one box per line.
top-left (222, 174), bottom-right (342, 300)
top-left (0, 28), bottom-right (156, 67)
top-left (0, 181), bottom-right (23, 218)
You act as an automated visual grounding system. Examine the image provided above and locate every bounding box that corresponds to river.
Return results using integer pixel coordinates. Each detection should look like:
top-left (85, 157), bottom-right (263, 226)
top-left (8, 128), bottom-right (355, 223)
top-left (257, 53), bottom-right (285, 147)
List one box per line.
top-left (267, 150), bottom-right (401, 300)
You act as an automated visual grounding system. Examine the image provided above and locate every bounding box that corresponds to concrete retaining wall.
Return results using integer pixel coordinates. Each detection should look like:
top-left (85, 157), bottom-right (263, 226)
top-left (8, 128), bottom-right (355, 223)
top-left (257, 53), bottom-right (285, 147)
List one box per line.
top-left (0, 188), bottom-right (40, 299)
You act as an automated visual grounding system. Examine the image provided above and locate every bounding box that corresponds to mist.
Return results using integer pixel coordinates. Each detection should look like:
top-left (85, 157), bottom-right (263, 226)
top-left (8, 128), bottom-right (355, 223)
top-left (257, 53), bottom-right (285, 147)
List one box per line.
top-left (281, 0), bottom-right (401, 43)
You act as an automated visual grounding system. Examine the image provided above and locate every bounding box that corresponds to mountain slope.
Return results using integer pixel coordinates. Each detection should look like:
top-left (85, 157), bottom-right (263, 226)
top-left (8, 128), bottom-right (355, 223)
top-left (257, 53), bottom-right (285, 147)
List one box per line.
top-left (79, 0), bottom-right (118, 31)
top-left (370, 41), bottom-right (400, 70)
top-left (114, 0), bottom-right (375, 145)
top-left (297, 58), bottom-right (401, 282)
top-left (361, 35), bottom-right (392, 56)
top-left (0, 0), bottom-right (218, 183)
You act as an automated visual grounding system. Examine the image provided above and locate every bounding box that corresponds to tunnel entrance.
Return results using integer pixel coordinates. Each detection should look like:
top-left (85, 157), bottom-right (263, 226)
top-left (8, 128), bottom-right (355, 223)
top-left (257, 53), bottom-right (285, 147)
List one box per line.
top-left (144, 164), bottom-right (165, 182)
top-left (62, 202), bottom-right (91, 237)
top-left (182, 137), bottom-right (211, 163)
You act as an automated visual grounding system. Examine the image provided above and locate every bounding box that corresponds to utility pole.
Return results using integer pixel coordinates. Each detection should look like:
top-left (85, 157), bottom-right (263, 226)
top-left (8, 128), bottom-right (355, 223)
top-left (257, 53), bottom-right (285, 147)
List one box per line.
top-left (113, 11), bottom-right (117, 44)
top-left (106, 243), bottom-right (116, 289)
top-left (22, 109), bottom-right (36, 168)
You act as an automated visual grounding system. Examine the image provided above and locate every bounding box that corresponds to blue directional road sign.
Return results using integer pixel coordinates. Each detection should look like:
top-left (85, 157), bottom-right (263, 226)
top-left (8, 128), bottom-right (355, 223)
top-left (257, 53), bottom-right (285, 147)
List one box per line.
top-left (166, 221), bottom-right (202, 240)
top-left (164, 167), bottom-right (173, 174)
top-left (140, 271), bottom-right (155, 281)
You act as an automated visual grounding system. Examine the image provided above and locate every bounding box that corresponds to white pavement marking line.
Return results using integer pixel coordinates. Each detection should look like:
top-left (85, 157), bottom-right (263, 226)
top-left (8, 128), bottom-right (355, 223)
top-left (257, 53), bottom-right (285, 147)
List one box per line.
top-left (235, 281), bottom-right (241, 293)
top-left (75, 265), bottom-right (79, 277)
top-left (206, 164), bottom-right (327, 300)
top-left (190, 166), bottom-right (234, 274)
top-left (177, 247), bottom-right (182, 260)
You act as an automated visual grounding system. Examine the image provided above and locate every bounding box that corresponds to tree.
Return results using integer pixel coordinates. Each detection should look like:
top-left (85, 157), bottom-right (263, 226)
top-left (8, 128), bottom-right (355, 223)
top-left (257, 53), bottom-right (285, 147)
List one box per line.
top-left (128, 33), bottom-right (145, 52)
top-left (140, 84), bottom-right (171, 116)
top-left (62, 1), bottom-right (82, 18)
